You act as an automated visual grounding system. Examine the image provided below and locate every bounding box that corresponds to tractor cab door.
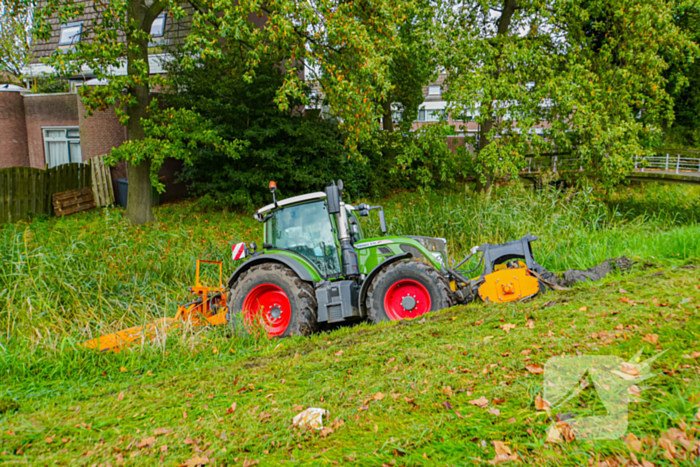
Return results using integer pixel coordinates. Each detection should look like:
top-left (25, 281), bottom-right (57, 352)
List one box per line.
top-left (266, 200), bottom-right (342, 277)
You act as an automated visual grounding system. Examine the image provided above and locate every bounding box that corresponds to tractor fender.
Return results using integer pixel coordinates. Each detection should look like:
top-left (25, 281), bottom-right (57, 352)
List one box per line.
top-left (227, 254), bottom-right (316, 288)
top-left (359, 252), bottom-right (412, 314)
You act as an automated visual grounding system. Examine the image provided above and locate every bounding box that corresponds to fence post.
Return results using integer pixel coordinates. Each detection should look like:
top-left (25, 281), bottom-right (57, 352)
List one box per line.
top-left (665, 153), bottom-right (669, 171)
top-left (676, 154), bottom-right (680, 174)
top-left (528, 158), bottom-right (532, 174)
top-left (634, 155), bottom-right (637, 169)
top-left (553, 156), bottom-right (558, 173)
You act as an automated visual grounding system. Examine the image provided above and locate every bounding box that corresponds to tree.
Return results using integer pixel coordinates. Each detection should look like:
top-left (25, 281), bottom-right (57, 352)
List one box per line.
top-left (163, 53), bottom-right (367, 208)
top-left (438, 0), bottom-right (697, 190)
top-left (0, 0), bottom-right (33, 80)
top-left (33, 0), bottom-right (239, 225)
top-left (183, 0), bottom-right (422, 157)
top-left (664, 4), bottom-right (700, 147)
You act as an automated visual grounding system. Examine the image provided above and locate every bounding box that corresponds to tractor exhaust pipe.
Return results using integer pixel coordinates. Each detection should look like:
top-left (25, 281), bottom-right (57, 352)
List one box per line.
top-left (326, 180), bottom-right (360, 278)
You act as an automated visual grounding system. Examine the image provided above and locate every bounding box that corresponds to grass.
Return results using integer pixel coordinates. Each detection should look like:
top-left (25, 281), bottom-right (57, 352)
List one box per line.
top-left (0, 182), bottom-right (699, 465)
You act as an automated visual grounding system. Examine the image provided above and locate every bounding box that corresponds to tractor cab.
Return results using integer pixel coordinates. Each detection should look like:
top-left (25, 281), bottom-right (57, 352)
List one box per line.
top-left (256, 193), bottom-right (342, 277)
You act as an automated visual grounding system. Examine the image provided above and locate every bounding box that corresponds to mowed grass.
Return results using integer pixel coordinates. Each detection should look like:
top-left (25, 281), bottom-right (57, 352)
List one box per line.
top-left (1, 266), bottom-right (699, 466)
top-left (0, 182), bottom-right (699, 465)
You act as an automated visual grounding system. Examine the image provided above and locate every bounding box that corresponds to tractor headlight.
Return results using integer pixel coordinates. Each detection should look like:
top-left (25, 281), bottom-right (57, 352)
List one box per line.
top-left (432, 252), bottom-right (445, 267)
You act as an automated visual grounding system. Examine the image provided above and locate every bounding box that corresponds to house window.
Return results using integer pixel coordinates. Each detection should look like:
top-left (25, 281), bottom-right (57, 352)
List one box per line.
top-left (418, 108), bottom-right (426, 122)
top-left (426, 109), bottom-right (444, 122)
top-left (59, 23), bottom-right (82, 46)
top-left (151, 13), bottom-right (167, 37)
top-left (43, 128), bottom-right (82, 168)
top-left (428, 85), bottom-right (442, 97)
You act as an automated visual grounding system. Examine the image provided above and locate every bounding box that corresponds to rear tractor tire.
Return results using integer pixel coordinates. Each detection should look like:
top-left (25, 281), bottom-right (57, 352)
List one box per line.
top-left (226, 263), bottom-right (318, 337)
top-left (366, 260), bottom-right (452, 323)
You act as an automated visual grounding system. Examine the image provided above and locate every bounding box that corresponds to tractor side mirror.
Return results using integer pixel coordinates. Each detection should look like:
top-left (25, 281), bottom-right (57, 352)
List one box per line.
top-left (325, 181), bottom-right (341, 214)
top-left (377, 208), bottom-right (387, 235)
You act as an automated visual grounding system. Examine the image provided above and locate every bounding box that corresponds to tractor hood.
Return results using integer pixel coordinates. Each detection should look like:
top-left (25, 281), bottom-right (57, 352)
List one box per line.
top-left (401, 236), bottom-right (448, 267)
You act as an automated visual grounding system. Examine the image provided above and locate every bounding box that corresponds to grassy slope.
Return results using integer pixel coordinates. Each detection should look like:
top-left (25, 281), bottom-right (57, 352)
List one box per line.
top-left (1, 265), bottom-right (699, 466)
top-left (1, 183), bottom-right (700, 466)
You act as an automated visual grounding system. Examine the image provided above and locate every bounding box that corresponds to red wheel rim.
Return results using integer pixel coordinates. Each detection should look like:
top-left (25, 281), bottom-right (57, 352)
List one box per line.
top-left (242, 283), bottom-right (291, 336)
top-left (383, 279), bottom-right (431, 321)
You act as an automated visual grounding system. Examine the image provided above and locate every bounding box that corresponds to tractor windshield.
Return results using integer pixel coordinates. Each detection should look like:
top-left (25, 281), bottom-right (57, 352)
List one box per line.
top-left (267, 200), bottom-right (341, 277)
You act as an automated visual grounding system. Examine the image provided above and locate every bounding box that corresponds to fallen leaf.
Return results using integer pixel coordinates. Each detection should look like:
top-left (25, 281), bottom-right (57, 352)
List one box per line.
top-left (642, 334), bottom-right (659, 345)
top-left (154, 428), bottom-right (172, 436)
top-left (619, 288), bottom-right (629, 294)
top-left (226, 402), bottom-right (237, 415)
top-left (500, 323), bottom-right (516, 333)
top-left (212, 347), bottom-right (218, 354)
top-left (526, 319), bottom-right (535, 329)
top-left (627, 385), bottom-right (641, 397)
top-left (620, 362), bottom-right (640, 377)
top-left (624, 433), bottom-right (643, 453)
top-left (319, 427), bottom-right (334, 438)
top-left (526, 364), bottom-right (544, 375)
top-left (242, 459), bottom-right (259, 467)
top-left (183, 455), bottom-right (210, 467)
top-left (558, 422), bottom-right (575, 442)
top-left (160, 445), bottom-right (168, 453)
top-left (487, 407), bottom-right (500, 416)
top-left (535, 394), bottom-right (551, 411)
top-left (334, 350), bottom-right (343, 357)
top-left (119, 367), bottom-right (128, 373)
top-left (641, 460), bottom-right (655, 467)
top-left (546, 425), bottom-right (562, 444)
top-left (689, 351), bottom-right (700, 359)
top-left (578, 306), bottom-right (588, 312)
top-left (6, 430), bottom-right (15, 436)
top-left (138, 437), bottom-right (156, 448)
top-left (45, 436), bottom-right (54, 444)
top-left (488, 440), bottom-right (520, 464)
top-left (658, 437), bottom-right (676, 461)
top-left (455, 410), bottom-right (464, 419)
top-left (373, 392), bottom-right (385, 401)
top-left (386, 357), bottom-right (396, 364)
top-left (441, 401), bottom-right (453, 410)
top-left (468, 396), bottom-right (489, 408)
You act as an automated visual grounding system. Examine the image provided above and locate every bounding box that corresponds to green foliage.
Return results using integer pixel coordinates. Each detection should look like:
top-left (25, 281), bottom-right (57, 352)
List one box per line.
top-left (0, 0), bottom-right (33, 79)
top-left (107, 105), bottom-right (244, 193)
top-left (391, 122), bottom-right (463, 190)
top-left (31, 75), bottom-right (70, 93)
top-left (664, 4), bottom-right (700, 147)
top-left (184, 0), bottom-right (423, 155)
top-left (439, 0), bottom-right (699, 187)
top-left (163, 56), bottom-right (371, 208)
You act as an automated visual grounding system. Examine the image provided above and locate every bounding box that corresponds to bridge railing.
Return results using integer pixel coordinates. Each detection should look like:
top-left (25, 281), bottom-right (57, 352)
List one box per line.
top-left (635, 154), bottom-right (700, 174)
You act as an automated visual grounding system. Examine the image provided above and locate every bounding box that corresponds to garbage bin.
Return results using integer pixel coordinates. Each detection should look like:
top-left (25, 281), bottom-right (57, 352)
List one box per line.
top-left (116, 178), bottom-right (159, 208)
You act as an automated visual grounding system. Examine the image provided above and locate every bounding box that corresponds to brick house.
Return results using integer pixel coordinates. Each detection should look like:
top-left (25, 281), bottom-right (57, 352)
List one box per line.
top-left (0, 1), bottom-right (194, 201)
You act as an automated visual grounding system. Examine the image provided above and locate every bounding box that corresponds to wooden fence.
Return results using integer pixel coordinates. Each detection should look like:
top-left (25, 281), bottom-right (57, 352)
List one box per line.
top-left (0, 163), bottom-right (92, 224)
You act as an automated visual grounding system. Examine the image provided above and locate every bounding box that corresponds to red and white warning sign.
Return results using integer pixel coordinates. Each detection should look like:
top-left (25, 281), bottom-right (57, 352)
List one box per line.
top-left (231, 242), bottom-right (247, 260)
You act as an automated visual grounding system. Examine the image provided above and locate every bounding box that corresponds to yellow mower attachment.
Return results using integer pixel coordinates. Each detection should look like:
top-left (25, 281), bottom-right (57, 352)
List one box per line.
top-left (477, 267), bottom-right (540, 303)
top-left (82, 260), bottom-right (229, 352)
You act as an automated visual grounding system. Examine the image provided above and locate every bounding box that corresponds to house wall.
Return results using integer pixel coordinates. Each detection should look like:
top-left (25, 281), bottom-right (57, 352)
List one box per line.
top-left (0, 91), bottom-right (30, 168)
top-left (23, 93), bottom-right (79, 168)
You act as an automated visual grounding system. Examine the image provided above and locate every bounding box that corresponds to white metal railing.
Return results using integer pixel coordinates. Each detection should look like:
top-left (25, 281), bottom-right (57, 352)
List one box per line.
top-left (634, 154), bottom-right (700, 175)
top-left (524, 153), bottom-right (700, 175)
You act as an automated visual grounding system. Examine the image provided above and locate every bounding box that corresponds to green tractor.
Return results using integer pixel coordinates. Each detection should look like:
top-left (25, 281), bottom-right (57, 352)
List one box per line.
top-left (226, 181), bottom-right (548, 337)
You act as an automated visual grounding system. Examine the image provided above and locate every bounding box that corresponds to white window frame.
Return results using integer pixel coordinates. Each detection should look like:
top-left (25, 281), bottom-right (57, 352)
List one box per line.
top-left (150, 13), bottom-right (167, 38)
top-left (428, 85), bottom-right (442, 97)
top-left (59, 22), bottom-right (83, 46)
top-left (42, 127), bottom-right (82, 168)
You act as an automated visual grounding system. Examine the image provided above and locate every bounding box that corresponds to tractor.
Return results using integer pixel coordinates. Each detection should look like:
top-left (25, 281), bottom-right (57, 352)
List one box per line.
top-left (225, 181), bottom-right (547, 337)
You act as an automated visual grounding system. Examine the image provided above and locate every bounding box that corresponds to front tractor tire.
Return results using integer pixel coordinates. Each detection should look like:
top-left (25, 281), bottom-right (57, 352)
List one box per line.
top-left (366, 260), bottom-right (453, 323)
top-left (227, 263), bottom-right (318, 337)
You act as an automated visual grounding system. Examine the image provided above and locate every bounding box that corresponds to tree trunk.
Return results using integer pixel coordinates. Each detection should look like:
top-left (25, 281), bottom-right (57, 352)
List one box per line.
top-left (475, 0), bottom-right (517, 193)
top-left (124, 0), bottom-right (161, 225)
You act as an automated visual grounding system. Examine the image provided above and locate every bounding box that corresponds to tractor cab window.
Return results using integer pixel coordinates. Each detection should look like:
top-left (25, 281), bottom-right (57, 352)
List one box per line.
top-left (267, 201), bottom-right (341, 276)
